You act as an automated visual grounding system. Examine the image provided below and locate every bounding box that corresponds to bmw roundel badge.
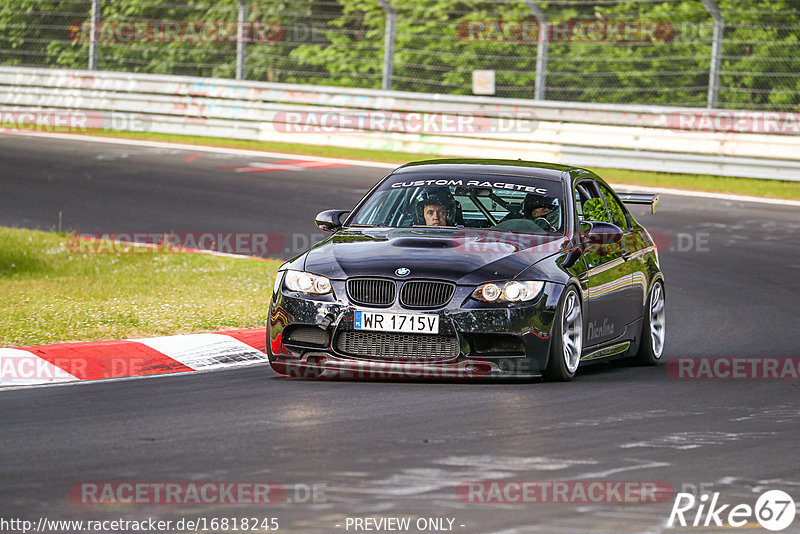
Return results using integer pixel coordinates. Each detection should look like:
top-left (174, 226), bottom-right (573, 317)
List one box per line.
top-left (395, 267), bottom-right (410, 276)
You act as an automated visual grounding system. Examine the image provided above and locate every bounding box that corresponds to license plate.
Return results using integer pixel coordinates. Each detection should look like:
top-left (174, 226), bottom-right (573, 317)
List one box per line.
top-left (354, 310), bottom-right (439, 334)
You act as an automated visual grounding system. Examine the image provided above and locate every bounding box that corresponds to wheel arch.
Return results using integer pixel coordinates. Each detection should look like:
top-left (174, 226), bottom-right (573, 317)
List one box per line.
top-left (540, 279), bottom-right (585, 377)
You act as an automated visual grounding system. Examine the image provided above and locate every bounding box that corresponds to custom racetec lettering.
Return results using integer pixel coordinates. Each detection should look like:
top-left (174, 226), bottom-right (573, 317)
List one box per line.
top-left (390, 178), bottom-right (549, 195)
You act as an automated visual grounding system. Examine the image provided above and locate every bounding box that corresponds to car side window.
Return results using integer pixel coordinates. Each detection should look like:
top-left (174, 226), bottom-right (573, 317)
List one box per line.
top-left (575, 181), bottom-right (611, 223)
top-left (574, 184), bottom-right (596, 222)
top-left (576, 179), bottom-right (628, 226)
top-left (597, 183), bottom-right (629, 230)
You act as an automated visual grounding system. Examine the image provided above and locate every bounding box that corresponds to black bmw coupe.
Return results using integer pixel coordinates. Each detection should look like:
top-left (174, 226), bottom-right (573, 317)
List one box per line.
top-left (267, 159), bottom-right (665, 381)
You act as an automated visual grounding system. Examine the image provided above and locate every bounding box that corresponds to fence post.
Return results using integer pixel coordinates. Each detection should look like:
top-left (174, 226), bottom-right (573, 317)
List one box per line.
top-left (377, 0), bottom-right (396, 91)
top-left (525, 1), bottom-right (548, 100)
top-left (701, 0), bottom-right (724, 108)
top-left (88, 0), bottom-right (100, 70)
top-left (236, 0), bottom-right (249, 80)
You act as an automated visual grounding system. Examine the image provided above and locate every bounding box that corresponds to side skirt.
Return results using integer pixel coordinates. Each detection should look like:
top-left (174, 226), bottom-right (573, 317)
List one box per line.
top-left (580, 317), bottom-right (644, 364)
top-left (581, 341), bottom-right (631, 362)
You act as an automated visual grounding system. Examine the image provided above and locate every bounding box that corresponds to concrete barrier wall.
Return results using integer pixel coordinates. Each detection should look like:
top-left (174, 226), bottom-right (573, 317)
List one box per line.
top-left (2, 66), bottom-right (799, 181)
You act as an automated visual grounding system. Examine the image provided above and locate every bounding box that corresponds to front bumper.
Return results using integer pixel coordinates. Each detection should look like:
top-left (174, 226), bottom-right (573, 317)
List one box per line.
top-left (267, 280), bottom-right (564, 380)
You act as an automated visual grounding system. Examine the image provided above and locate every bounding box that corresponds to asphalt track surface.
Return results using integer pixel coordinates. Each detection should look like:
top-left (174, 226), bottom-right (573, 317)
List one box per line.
top-left (1, 135), bottom-right (800, 533)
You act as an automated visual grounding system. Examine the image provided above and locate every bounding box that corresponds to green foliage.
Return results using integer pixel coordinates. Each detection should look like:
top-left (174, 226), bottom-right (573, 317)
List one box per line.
top-left (0, 0), bottom-right (90, 68)
top-left (0, 226), bottom-right (280, 346)
top-left (583, 198), bottom-right (610, 223)
top-left (1, 0), bottom-right (798, 109)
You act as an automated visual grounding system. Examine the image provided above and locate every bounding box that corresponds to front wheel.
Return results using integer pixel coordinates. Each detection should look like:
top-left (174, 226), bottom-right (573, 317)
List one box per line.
top-left (544, 286), bottom-right (583, 381)
top-left (634, 280), bottom-right (666, 365)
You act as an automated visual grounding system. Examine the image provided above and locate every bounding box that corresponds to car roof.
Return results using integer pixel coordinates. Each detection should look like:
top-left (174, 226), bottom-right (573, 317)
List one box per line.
top-left (392, 158), bottom-right (579, 182)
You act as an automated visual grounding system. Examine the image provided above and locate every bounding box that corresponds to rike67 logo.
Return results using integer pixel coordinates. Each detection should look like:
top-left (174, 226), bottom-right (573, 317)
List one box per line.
top-left (668, 490), bottom-right (796, 531)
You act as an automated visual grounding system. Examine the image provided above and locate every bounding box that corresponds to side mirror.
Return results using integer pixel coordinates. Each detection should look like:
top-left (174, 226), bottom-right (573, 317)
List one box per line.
top-left (315, 210), bottom-right (349, 232)
top-left (581, 221), bottom-right (623, 246)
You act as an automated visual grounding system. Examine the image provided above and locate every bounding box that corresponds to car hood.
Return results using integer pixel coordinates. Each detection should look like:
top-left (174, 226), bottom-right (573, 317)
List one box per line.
top-left (303, 227), bottom-right (568, 284)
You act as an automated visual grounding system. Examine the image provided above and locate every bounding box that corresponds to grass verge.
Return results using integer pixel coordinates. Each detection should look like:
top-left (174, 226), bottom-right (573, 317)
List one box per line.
top-left (81, 130), bottom-right (800, 201)
top-left (0, 227), bottom-right (280, 347)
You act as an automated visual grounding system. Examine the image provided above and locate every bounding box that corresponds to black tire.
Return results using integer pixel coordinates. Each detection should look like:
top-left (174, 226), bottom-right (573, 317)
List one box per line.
top-left (633, 279), bottom-right (666, 365)
top-left (544, 286), bottom-right (583, 382)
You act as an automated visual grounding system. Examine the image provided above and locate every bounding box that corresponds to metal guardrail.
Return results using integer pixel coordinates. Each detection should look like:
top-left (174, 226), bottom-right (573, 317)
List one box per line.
top-left (2, 66), bottom-right (799, 181)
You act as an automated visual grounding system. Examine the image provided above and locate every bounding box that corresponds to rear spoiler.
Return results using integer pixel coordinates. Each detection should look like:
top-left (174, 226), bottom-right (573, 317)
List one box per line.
top-left (617, 192), bottom-right (659, 214)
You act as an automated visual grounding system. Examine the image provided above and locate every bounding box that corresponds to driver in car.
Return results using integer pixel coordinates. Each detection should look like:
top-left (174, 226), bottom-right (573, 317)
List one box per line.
top-left (423, 203), bottom-right (448, 226)
top-left (416, 188), bottom-right (456, 226)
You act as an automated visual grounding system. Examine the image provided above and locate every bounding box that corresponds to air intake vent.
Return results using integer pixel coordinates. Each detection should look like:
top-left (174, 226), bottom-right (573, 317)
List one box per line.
top-left (336, 331), bottom-right (459, 361)
top-left (399, 280), bottom-right (456, 309)
top-left (347, 278), bottom-right (396, 307)
top-left (284, 326), bottom-right (330, 347)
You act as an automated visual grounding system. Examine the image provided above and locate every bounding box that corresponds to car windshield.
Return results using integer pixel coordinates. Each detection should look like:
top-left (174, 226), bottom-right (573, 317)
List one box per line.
top-left (348, 174), bottom-right (564, 234)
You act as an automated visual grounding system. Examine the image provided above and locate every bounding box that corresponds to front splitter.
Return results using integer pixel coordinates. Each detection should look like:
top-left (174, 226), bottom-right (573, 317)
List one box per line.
top-left (271, 355), bottom-right (541, 381)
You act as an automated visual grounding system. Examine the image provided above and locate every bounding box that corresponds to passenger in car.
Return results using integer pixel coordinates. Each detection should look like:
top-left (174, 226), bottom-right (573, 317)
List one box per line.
top-left (523, 194), bottom-right (556, 219)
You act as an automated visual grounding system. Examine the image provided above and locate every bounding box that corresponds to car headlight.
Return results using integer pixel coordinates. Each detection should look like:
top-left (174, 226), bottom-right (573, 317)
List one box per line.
top-left (284, 270), bottom-right (332, 295)
top-left (472, 281), bottom-right (544, 303)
